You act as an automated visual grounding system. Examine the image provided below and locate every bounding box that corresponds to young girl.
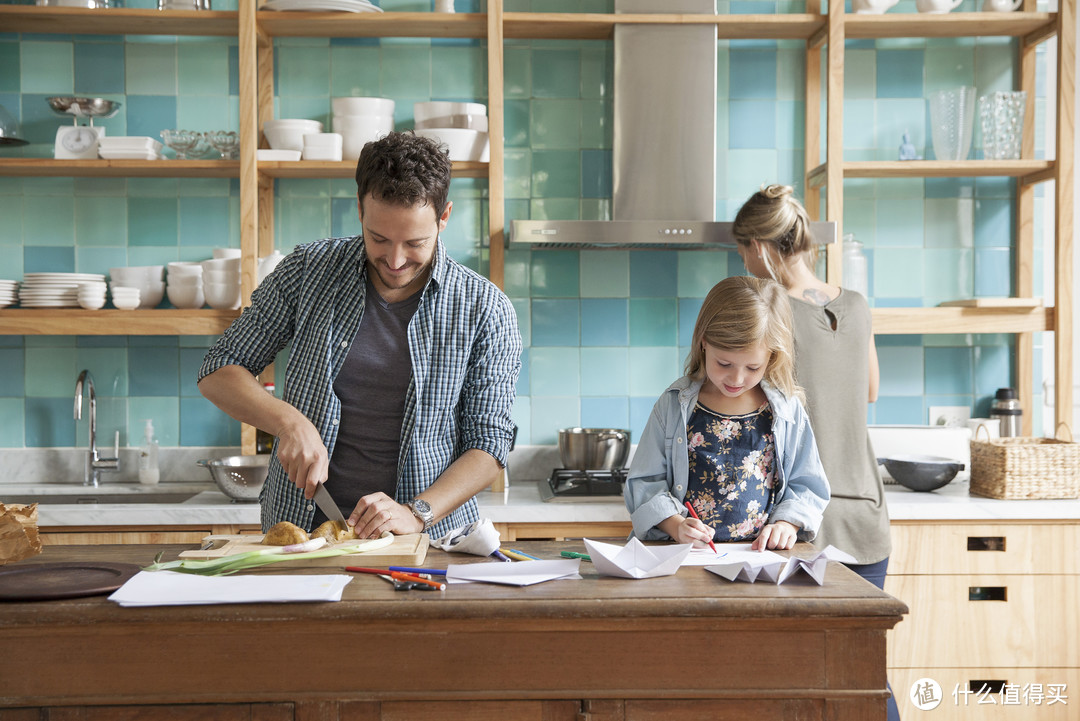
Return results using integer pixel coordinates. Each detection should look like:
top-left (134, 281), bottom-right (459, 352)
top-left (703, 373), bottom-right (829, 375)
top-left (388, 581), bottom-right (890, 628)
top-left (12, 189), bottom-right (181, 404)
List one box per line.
top-left (624, 275), bottom-right (830, 551)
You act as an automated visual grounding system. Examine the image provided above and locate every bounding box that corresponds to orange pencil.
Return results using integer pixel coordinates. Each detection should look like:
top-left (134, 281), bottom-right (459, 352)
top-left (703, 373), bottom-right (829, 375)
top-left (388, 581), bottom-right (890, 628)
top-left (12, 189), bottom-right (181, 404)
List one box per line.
top-left (684, 500), bottom-right (717, 554)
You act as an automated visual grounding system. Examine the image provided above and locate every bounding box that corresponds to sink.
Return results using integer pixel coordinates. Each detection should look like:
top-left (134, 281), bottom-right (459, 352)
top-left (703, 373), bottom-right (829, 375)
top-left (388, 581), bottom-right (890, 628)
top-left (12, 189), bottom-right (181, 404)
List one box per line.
top-left (1, 492), bottom-right (203, 505)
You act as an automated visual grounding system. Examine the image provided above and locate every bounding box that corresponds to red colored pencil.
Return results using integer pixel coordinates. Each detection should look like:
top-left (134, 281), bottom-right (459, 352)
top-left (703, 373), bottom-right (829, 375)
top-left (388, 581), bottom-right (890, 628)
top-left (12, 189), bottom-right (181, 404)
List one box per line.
top-left (684, 500), bottom-right (718, 554)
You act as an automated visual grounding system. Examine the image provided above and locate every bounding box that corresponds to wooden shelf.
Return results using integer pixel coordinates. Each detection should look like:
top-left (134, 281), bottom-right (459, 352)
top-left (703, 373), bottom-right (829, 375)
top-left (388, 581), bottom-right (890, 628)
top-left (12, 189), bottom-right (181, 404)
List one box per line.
top-left (807, 159), bottom-right (1054, 188)
top-left (0, 5), bottom-right (238, 36)
top-left (258, 160), bottom-right (488, 179)
top-left (0, 158), bottom-right (239, 178)
top-left (0, 309), bottom-right (241, 336)
top-left (871, 306), bottom-right (1054, 335)
top-left (256, 10), bottom-right (486, 38)
top-left (845, 12), bottom-right (1055, 41)
top-left (503, 12), bottom-right (824, 40)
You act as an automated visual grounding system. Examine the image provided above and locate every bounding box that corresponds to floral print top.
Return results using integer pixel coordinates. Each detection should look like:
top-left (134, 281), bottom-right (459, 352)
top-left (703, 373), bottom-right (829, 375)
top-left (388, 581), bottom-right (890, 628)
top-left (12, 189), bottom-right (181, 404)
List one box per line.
top-left (685, 400), bottom-right (778, 542)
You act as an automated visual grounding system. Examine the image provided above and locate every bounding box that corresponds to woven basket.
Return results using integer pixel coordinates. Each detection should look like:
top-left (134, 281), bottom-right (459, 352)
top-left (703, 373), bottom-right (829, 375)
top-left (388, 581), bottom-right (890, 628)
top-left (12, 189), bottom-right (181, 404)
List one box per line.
top-left (969, 423), bottom-right (1080, 500)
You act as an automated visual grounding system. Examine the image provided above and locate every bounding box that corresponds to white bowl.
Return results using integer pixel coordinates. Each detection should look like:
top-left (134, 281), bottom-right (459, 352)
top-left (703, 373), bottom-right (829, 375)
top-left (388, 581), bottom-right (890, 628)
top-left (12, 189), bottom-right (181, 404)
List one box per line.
top-left (203, 269), bottom-right (240, 284)
top-left (204, 282), bottom-right (241, 310)
top-left (167, 282), bottom-right (206, 309)
top-left (332, 96), bottom-right (395, 117)
top-left (264, 120), bottom-right (324, 152)
top-left (202, 257), bottom-right (241, 273)
top-left (78, 295), bottom-right (106, 310)
top-left (109, 280), bottom-right (163, 309)
top-left (167, 261), bottom-right (203, 278)
top-left (167, 274), bottom-right (203, 287)
top-left (413, 128), bottom-right (489, 162)
top-left (110, 287), bottom-right (141, 310)
top-left (332, 114), bottom-right (395, 134)
top-left (302, 146), bottom-right (343, 162)
top-left (414, 101), bottom-right (486, 123)
top-left (257, 149), bottom-right (302, 162)
top-left (212, 248), bottom-right (242, 260)
top-left (109, 265), bottom-right (164, 282)
top-left (303, 132), bottom-right (343, 148)
top-left (77, 281), bottom-right (107, 292)
top-left (415, 113), bottom-right (488, 132)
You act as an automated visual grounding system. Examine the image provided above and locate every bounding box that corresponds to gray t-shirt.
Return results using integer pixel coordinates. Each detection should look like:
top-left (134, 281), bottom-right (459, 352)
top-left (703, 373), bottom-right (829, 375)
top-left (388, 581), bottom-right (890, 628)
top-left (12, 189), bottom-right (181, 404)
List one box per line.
top-left (322, 278), bottom-right (421, 522)
top-left (789, 289), bottom-right (891, 564)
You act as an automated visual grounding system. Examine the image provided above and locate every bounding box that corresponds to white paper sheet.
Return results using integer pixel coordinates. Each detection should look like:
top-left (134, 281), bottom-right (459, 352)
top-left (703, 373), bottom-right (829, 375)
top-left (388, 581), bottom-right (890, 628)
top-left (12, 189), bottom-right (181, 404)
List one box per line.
top-left (681, 542), bottom-right (757, 565)
top-left (703, 545), bottom-right (857, 585)
top-left (108, 570), bottom-right (353, 606)
top-left (445, 559), bottom-right (580, 586)
top-left (583, 537), bottom-right (691, 579)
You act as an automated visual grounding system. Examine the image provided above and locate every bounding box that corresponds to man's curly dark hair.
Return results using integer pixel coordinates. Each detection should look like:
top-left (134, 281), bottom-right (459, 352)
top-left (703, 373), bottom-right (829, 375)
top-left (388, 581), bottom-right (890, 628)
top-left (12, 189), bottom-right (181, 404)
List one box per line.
top-left (354, 131), bottom-right (452, 222)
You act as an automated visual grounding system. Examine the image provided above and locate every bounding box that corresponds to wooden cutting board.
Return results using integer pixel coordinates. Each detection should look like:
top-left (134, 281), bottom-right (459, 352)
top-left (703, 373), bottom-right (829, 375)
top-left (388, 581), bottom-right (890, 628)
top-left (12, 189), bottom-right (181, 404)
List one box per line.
top-left (178, 533), bottom-right (429, 568)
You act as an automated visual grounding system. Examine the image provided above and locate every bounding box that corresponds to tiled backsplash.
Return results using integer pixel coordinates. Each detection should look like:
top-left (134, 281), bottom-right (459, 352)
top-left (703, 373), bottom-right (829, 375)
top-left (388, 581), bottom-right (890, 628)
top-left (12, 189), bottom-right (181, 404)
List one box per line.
top-left (0, 0), bottom-right (1052, 448)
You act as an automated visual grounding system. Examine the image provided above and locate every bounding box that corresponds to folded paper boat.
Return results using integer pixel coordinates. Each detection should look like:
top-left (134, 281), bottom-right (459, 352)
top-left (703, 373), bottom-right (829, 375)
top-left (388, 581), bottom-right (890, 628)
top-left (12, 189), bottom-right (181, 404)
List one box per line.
top-left (583, 537), bottom-right (691, 579)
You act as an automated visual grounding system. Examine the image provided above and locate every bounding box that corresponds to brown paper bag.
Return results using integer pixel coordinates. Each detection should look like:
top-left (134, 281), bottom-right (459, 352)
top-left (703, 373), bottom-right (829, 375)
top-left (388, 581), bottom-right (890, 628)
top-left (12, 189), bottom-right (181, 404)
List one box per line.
top-left (0, 502), bottom-right (42, 565)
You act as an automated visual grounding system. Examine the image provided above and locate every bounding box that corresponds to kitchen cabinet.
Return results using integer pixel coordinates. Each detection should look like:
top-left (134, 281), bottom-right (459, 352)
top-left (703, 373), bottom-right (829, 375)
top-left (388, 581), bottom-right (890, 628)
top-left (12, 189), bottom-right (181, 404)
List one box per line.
top-left (885, 519), bottom-right (1080, 718)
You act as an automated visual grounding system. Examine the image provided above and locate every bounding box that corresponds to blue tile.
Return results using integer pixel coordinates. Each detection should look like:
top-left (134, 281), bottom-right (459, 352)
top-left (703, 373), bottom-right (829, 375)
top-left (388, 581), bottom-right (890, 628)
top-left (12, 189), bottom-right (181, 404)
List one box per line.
top-left (629, 395), bottom-right (659, 445)
top-left (974, 344), bottom-right (1011, 399)
top-left (331, 197), bottom-right (362, 239)
top-left (516, 348), bottom-right (530, 397)
top-left (729, 100), bottom-right (776, 149)
top-left (581, 149), bottom-right (612, 199)
top-left (580, 396), bottom-right (629, 430)
top-left (678, 297), bottom-right (705, 347)
top-left (179, 349), bottom-right (207, 398)
top-left (0, 348), bottom-right (24, 396)
top-left (530, 347), bottom-right (580, 396)
top-left (878, 345), bottom-right (924, 395)
top-left (729, 50), bottom-right (777, 99)
top-left (530, 396), bottom-right (580, 445)
top-left (0, 399), bottom-right (24, 447)
top-left (179, 196), bottom-right (230, 247)
top-left (180, 396), bottom-right (239, 446)
top-left (974, 248), bottom-right (1012, 297)
top-left (974, 197), bottom-right (1013, 248)
top-left (580, 347), bottom-right (628, 397)
top-left (629, 298), bottom-right (678, 347)
top-left (874, 396), bottom-right (926, 425)
top-left (125, 95), bottom-right (177, 140)
top-left (25, 397), bottom-right (75, 447)
top-left (74, 41), bottom-right (124, 95)
top-left (25, 246), bottom-right (75, 273)
top-left (129, 347), bottom-right (179, 396)
top-left (581, 298), bottom-right (628, 347)
top-left (629, 251), bottom-right (677, 297)
top-left (875, 50), bottom-right (924, 99)
top-left (531, 298), bottom-right (580, 346)
top-left (530, 250), bottom-right (580, 298)
top-left (924, 346), bottom-right (973, 395)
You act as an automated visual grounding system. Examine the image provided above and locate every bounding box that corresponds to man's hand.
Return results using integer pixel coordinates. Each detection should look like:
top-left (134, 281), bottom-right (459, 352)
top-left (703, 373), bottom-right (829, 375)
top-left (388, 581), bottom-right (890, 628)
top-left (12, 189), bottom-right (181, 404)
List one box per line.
top-left (348, 492), bottom-right (424, 539)
top-left (274, 416), bottom-right (330, 499)
top-left (751, 520), bottom-right (799, 550)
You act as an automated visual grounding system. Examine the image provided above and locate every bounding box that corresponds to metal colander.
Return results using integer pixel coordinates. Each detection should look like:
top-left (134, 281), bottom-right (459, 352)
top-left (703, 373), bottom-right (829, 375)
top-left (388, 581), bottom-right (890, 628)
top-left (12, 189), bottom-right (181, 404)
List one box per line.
top-left (197, 455), bottom-right (269, 502)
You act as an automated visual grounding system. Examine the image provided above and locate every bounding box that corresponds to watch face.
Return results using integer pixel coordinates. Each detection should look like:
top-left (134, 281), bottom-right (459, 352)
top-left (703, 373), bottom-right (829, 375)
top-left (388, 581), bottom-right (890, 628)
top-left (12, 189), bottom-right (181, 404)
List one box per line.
top-left (62, 127), bottom-right (97, 153)
top-left (413, 499), bottom-right (431, 515)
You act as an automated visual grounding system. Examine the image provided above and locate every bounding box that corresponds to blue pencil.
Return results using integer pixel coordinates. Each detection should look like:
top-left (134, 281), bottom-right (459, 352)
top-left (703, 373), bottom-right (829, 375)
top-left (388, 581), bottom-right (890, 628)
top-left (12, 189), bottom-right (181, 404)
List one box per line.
top-left (509, 548), bottom-right (541, 560)
top-left (491, 549), bottom-right (513, 562)
top-left (388, 566), bottom-right (447, 576)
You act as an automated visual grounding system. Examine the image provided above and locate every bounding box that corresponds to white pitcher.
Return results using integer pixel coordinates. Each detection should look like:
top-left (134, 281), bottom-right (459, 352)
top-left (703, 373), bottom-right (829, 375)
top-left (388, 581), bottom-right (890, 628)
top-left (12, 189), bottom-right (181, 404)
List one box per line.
top-left (852, 0), bottom-right (899, 13)
top-left (982, 0), bottom-right (1022, 10)
top-left (916, 0), bottom-right (963, 12)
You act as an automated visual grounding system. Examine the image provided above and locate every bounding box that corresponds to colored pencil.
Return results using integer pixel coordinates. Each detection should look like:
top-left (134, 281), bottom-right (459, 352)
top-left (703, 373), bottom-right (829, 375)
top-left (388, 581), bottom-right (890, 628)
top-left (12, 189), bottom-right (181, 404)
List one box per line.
top-left (508, 548), bottom-right (541, 560)
top-left (500, 548), bottom-right (533, 562)
top-left (345, 566), bottom-right (445, 590)
top-left (684, 500), bottom-right (718, 554)
top-left (560, 551), bottom-right (591, 561)
top-left (491, 549), bottom-right (513, 562)
top-left (388, 566), bottom-right (447, 576)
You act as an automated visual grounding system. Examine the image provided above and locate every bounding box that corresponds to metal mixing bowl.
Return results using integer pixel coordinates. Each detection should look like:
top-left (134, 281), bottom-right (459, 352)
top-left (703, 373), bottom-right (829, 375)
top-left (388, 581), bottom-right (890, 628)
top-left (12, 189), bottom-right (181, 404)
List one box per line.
top-left (878, 454), bottom-right (964, 492)
top-left (197, 455), bottom-right (269, 502)
top-left (558, 428), bottom-right (631, 470)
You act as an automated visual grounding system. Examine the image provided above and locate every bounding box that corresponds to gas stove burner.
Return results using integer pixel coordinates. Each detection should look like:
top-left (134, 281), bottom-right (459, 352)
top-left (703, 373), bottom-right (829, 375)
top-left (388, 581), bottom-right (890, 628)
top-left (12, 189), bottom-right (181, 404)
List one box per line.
top-left (539, 468), bottom-right (627, 502)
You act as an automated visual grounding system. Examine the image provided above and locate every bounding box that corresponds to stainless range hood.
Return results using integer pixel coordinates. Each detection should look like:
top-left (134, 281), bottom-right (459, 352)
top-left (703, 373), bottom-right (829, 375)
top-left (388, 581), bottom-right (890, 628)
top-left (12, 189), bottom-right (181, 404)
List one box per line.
top-left (509, 0), bottom-right (835, 250)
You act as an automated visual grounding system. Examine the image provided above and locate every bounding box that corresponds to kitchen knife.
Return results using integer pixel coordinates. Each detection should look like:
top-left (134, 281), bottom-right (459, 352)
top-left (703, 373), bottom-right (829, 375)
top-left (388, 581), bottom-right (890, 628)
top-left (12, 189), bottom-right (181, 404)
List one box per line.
top-left (312, 483), bottom-right (350, 530)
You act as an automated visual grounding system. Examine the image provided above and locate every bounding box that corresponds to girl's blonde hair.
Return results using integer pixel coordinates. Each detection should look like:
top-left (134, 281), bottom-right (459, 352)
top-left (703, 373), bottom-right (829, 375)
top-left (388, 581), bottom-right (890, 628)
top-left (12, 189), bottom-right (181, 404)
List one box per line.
top-left (731, 184), bottom-right (814, 287)
top-left (685, 275), bottom-right (804, 402)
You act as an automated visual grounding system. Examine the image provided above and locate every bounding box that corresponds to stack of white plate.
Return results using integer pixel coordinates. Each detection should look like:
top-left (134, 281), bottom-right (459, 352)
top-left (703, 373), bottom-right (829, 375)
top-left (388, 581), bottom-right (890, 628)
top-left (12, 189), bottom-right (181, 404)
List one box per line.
top-left (0, 280), bottom-right (18, 308)
top-left (99, 136), bottom-right (165, 161)
top-left (261, 0), bottom-right (381, 11)
top-left (19, 272), bottom-right (106, 308)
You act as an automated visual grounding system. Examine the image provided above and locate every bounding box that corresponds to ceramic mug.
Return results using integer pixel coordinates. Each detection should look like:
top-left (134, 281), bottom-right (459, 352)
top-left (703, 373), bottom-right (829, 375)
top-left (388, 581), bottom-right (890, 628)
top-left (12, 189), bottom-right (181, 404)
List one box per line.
top-left (982, 0), bottom-right (1022, 10)
top-left (852, 0), bottom-right (899, 13)
top-left (916, 0), bottom-right (963, 12)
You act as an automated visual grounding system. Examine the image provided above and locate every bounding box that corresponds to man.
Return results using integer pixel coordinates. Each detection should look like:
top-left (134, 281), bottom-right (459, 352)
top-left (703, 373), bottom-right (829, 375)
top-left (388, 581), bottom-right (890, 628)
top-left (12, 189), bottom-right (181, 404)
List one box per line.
top-left (198, 131), bottom-right (521, 539)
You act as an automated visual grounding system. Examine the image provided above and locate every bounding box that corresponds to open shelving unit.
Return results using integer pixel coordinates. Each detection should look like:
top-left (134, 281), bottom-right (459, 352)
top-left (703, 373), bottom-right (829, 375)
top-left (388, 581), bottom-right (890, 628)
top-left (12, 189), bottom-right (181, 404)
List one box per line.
top-left (0, 0), bottom-right (1073, 435)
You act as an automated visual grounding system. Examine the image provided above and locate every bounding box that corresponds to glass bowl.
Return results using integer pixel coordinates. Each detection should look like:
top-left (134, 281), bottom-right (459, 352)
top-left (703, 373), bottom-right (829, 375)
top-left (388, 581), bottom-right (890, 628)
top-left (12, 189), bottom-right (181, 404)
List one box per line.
top-left (206, 130), bottom-right (240, 159)
top-left (160, 129), bottom-right (204, 160)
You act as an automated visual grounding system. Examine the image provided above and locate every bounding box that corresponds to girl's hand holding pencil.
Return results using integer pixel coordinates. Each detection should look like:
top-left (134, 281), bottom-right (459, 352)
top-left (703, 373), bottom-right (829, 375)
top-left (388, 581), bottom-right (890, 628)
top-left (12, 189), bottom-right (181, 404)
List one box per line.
top-left (657, 506), bottom-right (716, 549)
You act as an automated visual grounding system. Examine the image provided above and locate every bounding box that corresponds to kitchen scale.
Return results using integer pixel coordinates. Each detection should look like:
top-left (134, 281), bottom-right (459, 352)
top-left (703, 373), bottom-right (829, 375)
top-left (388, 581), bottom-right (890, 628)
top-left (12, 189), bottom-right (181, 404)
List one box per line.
top-left (48, 96), bottom-right (121, 160)
top-left (539, 468), bottom-right (627, 502)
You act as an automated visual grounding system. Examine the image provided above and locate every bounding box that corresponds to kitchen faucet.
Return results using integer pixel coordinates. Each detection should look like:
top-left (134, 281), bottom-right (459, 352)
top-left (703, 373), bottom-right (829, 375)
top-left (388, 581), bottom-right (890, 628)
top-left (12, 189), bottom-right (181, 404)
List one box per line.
top-left (74, 369), bottom-right (119, 487)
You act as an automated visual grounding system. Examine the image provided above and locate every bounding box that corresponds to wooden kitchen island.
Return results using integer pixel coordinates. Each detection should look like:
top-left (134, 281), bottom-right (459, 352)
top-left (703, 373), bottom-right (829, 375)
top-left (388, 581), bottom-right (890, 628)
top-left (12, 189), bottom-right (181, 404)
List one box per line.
top-left (1, 542), bottom-right (906, 721)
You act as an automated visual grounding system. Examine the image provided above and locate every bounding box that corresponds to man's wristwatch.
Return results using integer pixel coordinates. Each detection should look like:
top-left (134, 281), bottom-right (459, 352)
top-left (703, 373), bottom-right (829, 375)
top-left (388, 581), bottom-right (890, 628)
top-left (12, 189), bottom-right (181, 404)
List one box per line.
top-left (408, 498), bottom-right (434, 532)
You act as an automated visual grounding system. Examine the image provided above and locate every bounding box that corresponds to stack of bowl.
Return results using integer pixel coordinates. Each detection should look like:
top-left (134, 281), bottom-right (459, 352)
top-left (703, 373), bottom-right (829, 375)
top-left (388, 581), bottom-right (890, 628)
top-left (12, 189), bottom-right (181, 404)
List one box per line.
top-left (76, 280), bottom-right (108, 310)
top-left (110, 286), bottom-right (141, 310)
top-left (302, 132), bottom-right (343, 162)
top-left (166, 261), bottom-right (205, 309)
top-left (332, 97), bottom-right (395, 161)
top-left (109, 266), bottom-right (164, 309)
top-left (263, 118), bottom-right (323, 152)
top-left (201, 256), bottom-right (241, 309)
top-left (413, 101), bottom-right (489, 162)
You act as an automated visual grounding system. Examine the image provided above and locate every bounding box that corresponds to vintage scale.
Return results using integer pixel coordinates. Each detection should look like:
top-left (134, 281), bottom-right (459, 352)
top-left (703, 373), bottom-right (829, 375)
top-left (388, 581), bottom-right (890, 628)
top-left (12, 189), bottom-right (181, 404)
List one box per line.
top-left (48, 96), bottom-right (121, 160)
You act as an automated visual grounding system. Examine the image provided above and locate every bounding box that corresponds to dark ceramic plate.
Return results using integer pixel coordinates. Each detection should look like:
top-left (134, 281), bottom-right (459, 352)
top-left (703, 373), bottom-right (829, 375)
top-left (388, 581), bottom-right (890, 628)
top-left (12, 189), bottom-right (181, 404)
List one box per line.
top-left (0, 561), bottom-right (140, 601)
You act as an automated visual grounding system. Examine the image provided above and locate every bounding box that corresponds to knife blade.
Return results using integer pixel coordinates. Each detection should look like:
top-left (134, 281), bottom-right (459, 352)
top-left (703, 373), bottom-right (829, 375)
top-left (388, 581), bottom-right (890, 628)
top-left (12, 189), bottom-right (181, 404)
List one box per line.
top-left (312, 483), bottom-right (350, 530)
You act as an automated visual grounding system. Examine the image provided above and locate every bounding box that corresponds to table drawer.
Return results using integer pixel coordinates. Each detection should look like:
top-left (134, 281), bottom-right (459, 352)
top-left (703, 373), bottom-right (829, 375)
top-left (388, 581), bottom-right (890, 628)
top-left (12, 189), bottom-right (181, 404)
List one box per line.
top-left (885, 574), bottom-right (1079, 667)
top-left (889, 522), bottom-right (1080, 575)
top-left (889, 668), bottom-right (1078, 720)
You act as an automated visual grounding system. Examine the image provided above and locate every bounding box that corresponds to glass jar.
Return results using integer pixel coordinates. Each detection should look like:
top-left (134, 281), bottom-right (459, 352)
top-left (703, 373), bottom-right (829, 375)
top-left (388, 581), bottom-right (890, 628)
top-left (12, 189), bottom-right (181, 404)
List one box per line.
top-left (841, 234), bottom-right (869, 298)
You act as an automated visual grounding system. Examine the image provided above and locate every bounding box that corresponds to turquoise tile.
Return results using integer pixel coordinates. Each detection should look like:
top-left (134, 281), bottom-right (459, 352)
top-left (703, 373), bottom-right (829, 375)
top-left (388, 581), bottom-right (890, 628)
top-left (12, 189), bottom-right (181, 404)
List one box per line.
top-left (579, 250), bottom-right (628, 297)
top-left (25, 397), bottom-right (75, 447)
top-left (278, 196), bottom-right (331, 252)
top-left (580, 44), bottom-right (611, 100)
top-left (128, 397), bottom-right (179, 447)
top-left (0, 349), bottom-right (25, 396)
top-left (974, 197), bottom-right (1013, 248)
top-left (580, 99), bottom-right (610, 149)
top-left (23, 195), bottom-right (74, 246)
top-left (844, 49), bottom-right (877, 100)
top-left (530, 396), bottom-right (579, 445)
top-left (530, 250), bottom-right (579, 297)
top-left (874, 396), bottom-right (925, 425)
top-left (179, 196), bottom-right (231, 247)
top-left (125, 43), bottom-right (177, 95)
top-left (25, 247), bottom-right (75, 273)
top-left (179, 347), bottom-right (208, 397)
top-left (729, 100), bottom-right (776, 149)
top-left (876, 49), bottom-right (924, 99)
top-left (511, 298), bottom-right (531, 347)
top-left (530, 99), bottom-right (581, 150)
top-left (531, 298), bottom-right (580, 346)
top-left (629, 298), bottom-right (677, 347)
top-left (381, 46), bottom-right (432, 99)
top-left (503, 249), bottom-right (531, 298)
top-left (580, 149), bottom-right (611, 198)
top-left (177, 95), bottom-right (230, 132)
top-left (127, 246), bottom-right (177, 269)
top-left (924, 47), bottom-right (975, 95)
top-left (516, 348), bottom-right (531, 398)
top-left (0, 43), bottom-right (19, 93)
top-left (74, 41), bottom-right (124, 95)
top-left (126, 95), bottom-right (177, 139)
top-left (277, 45), bottom-right (332, 98)
top-left (974, 45), bottom-right (1014, 95)
top-left (874, 248), bottom-right (924, 298)
top-left (677, 251), bottom-right (727, 297)
top-left (726, 150), bottom-right (778, 201)
top-left (843, 99), bottom-right (877, 152)
top-left (628, 346), bottom-right (680, 398)
top-left (74, 177), bottom-right (126, 197)
top-left (511, 395), bottom-right (531, 445)
top-left (580, 198), bottom-right (610, 221)
top-left (330, 46), bottom-right (381, 98)
top-left (529, 198), bottom-right (580, 220)
top-left (874, 99), bottom-right (925, 158)
top-left (629, 251), bottom-right (676, 297)
top-left (75, 348), bottom-right (128, 399)
top-left (531, 150), bottom-right (580, 198)
top-left (75, 196), bottom-right (127, 247)
top-left (178, 43), bottom-right (228, 95)
top-left (530, 347), bottom-right (580, 396)
top-left (580, 347), bottom-right (628, 396)
top-left (925, 177), bottom-right (974, 199)
top-left (974, 248), bottom-right (1012, 297)
top-left (504, 99), bottom-right (530, 148)
top-left (0, 194), bottom-right (22, 246)
top-left (925, 346), bottom-right (973, 395)
top-left (0, 399), bottom-right (24, 447)
top-left (775, 47), bottom-right (804, 101)
top-left (628, 395), bottom-right (658, 444)
top-left (26, 344), bottom-right (77, 398)
top-left (581, 298), bottom-right (627, 346)
top-left (679, 297), bottom-right (705, 347)
top-left (843, 198), bottom-right (876, 247)
top-left (776, 101), bottom-right (804, 151)
top-left (924, 198), bottom-right (974, 248)
top-left (877, 345), bottom-right (924, 395)
top-left (875, 198), bottom-right (923, 247)
top-left (580, 396), bottom-right (628, 431)
top-left (330, 197), bottom-right (362, 239)
top-left (504, 148), bottom-right (531, 199)
top-left (278, 96), bottom-right (330, 126)
top-left (923, 248), bottom-right (973, 305)
top-left (504, 45), bottom-right (532, 99)
top-left (729, 49), bottom-right (777, 99)
top-left (129, 347), bottom-right (178, 396)
top-left (21, 41), bottom-right (73, 95)
top-left (180, 396), bottom-right (240, 446)
top-left (431, 46), bottom-right (485, 99)
top-left (531, 48), bottom-right (581, 98)
top-left (974, 344), bottom-right (1011, 399)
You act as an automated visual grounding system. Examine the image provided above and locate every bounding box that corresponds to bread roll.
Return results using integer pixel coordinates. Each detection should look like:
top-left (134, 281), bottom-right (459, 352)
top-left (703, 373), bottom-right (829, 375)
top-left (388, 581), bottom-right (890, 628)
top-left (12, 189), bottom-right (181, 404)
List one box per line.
top-left (262, 521), bottom-right (309, 546)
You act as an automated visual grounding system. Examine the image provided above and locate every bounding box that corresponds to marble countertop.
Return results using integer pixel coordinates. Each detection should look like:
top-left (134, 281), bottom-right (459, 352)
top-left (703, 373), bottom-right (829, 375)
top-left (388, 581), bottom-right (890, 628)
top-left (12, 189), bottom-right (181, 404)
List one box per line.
top-left (5, 477), bottom-right (1080, 528)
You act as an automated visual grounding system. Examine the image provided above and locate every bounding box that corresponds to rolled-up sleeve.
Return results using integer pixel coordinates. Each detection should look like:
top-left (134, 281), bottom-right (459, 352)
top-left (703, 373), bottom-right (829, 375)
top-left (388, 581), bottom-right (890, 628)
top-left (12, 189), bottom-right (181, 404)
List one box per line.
top-left (625, 399), bottom-right (684, 540)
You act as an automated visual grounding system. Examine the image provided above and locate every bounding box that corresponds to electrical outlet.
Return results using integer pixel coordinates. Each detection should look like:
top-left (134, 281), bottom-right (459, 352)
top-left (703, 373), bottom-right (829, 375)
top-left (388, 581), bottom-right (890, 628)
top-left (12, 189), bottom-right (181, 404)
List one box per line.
top-left (929, 405), bottom-right (971, 427)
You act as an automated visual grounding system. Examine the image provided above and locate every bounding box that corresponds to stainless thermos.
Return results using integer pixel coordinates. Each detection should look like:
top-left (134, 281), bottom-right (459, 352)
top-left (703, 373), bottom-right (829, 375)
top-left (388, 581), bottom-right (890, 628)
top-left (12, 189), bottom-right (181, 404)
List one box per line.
top-left (989, 387), bottom-right (1023, 437)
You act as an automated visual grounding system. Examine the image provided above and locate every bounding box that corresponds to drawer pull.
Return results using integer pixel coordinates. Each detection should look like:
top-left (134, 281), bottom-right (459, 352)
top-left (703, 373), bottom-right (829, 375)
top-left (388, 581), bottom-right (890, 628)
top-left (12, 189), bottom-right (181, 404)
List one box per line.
top-left (969, 680), bottom-right (1007, 695)
top-left (969, 586), bottom-right (1007, 601)
top-left (967, 536), bottom-right (1006, 551)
